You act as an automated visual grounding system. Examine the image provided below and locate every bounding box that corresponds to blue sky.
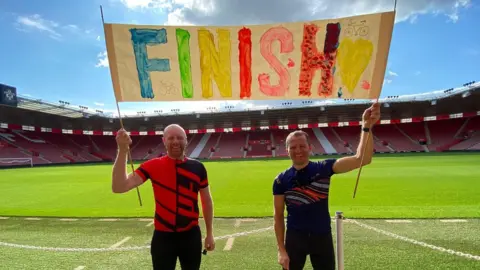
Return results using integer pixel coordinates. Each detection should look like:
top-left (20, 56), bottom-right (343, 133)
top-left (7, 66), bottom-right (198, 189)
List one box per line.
top-left (0, 0), bottom-right (478, 116)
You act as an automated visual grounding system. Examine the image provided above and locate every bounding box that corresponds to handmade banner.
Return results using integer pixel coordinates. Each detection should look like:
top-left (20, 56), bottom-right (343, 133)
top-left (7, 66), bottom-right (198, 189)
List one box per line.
top-left (104, 11), bottom-right (395, 102)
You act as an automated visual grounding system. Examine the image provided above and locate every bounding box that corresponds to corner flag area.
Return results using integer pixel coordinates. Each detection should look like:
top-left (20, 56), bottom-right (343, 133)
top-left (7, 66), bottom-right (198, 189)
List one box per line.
top-left (1, 153), bottom-right (479, 269)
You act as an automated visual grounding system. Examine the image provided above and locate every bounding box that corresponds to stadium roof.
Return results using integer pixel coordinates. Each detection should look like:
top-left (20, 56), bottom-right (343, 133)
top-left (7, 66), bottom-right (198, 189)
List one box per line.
top-left (16, 98), bottom-right (108, 119)
top-left (2, 84), bottom-right (479, 132)
top-left (13, 80), bottom-right (479, 119)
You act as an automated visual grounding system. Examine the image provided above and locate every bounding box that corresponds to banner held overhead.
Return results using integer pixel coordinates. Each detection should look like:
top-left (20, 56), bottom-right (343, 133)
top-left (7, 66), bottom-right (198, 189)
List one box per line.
top-left (103, 11), bottom-right (395, 102)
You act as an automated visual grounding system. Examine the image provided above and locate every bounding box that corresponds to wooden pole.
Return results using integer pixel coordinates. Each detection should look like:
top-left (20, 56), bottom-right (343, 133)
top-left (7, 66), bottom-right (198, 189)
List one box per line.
top-left (100, 5), bottom-right (142, 206)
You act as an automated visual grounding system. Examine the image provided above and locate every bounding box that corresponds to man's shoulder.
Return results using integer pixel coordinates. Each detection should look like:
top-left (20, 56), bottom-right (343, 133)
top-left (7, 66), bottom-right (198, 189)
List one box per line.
top-left (310, 159), bottom-right (337, 176)
top-left (272, 167), bottom-right (294, 195)
top-left (274, 167), bottom-right (294, 184)
top-left (312, 158), bottom-right (337, 167)
top-left (142, 156), bottom-right (165, 166)
top-left (185, 157), bottom-right (205, 166)
top-left (184, 158), bottom-right (207, 174)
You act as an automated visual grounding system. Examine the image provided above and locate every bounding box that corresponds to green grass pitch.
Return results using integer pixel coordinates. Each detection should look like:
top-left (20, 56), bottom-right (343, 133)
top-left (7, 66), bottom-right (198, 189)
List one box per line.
top-left (0, 152), bottom-right (479, 269)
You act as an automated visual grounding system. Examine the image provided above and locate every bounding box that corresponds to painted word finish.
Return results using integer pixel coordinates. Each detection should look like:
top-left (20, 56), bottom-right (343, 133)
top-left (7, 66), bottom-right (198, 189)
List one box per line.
top-left (129, 23), bottom-right (341, 100)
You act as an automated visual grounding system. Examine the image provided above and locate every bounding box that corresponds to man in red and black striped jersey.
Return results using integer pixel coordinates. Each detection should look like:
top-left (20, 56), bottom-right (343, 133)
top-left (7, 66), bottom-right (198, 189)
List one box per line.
top-left (112, 124), bottom-right (215, 270)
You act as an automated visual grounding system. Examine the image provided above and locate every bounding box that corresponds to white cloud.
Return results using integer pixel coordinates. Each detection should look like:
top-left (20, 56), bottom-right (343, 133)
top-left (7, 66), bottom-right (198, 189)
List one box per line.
top-left (15, 14), bottom-right (98, 42)
top-left (63, 24), bottom-right (79, 32)
top-left (95, 51), bottom-right (109, 68)
top-left (96, 35), bottom-right (101, 41)
top-left (15, 14), bottom-right (62, 40)
top-left (447, 0), bottom-right (470, 22)
top-left (119, 0), bottom-right (173, 10)
top-left (165, 8), bottom-right (194, 25)
top-left (94, 102), bottom-right (105, 106)
top-left (388, 71), bottom-right (398, 77)
top-left (383, 70), bottom-right (398, 85)
top-left (117, 0), bottom-right (471, 26)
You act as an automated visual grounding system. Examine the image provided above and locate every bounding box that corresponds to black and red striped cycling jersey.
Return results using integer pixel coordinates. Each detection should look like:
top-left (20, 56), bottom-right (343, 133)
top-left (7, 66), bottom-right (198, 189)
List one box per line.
top-left (135, 155), bottom-right (209, 232)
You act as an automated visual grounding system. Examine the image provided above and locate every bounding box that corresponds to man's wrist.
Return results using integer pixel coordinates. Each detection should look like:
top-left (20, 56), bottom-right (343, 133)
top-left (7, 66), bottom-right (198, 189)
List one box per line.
top-left (117, 147), bottom-right (129, 157)
top-left (362, 121), bottom-right (373, 130)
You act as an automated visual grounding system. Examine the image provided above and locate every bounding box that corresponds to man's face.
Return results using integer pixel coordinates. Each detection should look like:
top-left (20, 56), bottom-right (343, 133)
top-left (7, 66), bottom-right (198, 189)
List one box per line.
top-left (287, 135), bottom-right (311, 165)
top-left (163, 127), bottom-right (187, 159)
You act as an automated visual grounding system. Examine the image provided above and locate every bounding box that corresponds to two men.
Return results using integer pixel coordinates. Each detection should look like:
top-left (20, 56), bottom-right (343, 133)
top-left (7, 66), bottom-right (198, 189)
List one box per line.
top-left (273, 102), bottom-right (380, 270)
top-left (111, 102), bottom-right (380, 270)
top-left (112, 124), bottom-right (215, 270)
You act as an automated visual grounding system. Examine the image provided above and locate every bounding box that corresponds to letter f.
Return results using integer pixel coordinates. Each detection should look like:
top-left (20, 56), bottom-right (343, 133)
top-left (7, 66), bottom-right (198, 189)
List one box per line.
top-left (130, 28), bottom-right (171, 99)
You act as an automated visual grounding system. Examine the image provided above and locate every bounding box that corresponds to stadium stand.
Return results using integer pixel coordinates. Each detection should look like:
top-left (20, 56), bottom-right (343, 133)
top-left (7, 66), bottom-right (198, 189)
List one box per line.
top-left (1, 83), bottom-right (479, 167)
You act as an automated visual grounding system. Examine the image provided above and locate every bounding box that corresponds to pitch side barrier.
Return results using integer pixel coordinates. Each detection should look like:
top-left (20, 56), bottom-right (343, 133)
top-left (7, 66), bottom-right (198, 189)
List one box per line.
top-left (0, 151), bottom-right (478, 170)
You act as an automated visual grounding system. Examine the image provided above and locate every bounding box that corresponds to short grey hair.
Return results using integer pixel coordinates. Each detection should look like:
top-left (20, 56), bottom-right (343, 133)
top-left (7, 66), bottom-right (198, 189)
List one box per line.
top-left (285, 130), bottom-right (310, 148)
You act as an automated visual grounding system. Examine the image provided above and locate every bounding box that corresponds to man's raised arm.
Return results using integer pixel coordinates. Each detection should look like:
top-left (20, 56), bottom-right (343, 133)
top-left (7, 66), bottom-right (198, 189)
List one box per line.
top-left (333, 102), bottom-right (381, 174)
top-left (111, 129), bottom-right (144, 193)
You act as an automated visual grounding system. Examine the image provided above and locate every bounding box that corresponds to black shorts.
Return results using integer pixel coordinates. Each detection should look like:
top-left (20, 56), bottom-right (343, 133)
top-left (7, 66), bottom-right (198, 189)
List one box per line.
top-left (284, 229), bottom-right (335, 270)
top-left (150, 226), bottom-right (202, 270)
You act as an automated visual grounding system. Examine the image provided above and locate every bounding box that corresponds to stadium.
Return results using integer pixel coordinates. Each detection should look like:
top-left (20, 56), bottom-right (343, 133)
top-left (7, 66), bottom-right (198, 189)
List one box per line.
top-left (1, 79), bottom-right (479, 269)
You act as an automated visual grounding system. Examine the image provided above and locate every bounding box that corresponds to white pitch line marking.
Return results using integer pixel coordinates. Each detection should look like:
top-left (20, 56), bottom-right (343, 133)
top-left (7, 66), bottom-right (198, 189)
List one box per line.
top-left (109, 237), bottom-right (132, 249)
top-left (385, 220), bottom-right (412, 223)
top-left (223, 237), bottom-right (235, 251)
top-left (59, 218), bottom-right (78, 221)
top-left (234, 218), bottom-right (257, 227)
top-left (350, 219), bottom-right (480, 261)
top-left (0, 226), bottom-right (274, 252)
top-left (25, 218), bottom-right (41, 221)
top-left (138, 218), bottom-right (152, 222)
top-left (146, 221), bottom-right (154, 227)
top-left (440, 219), bottom-right (467, 223)
top-left (0, 217), bottom-right (9, 220)
top-left (98, 219), bottom-right (118, 222)
top-left (74, 266), bottom-right (85, 270)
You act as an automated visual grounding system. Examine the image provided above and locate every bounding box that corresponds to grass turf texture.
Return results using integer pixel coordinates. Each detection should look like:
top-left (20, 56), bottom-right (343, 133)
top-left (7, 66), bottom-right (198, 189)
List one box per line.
top-left (1, 217), bottom-right (479, 269)
top-left (1, 152), bottom-right (479, 269)
top-left (0, 152), bottom-right (479, 219)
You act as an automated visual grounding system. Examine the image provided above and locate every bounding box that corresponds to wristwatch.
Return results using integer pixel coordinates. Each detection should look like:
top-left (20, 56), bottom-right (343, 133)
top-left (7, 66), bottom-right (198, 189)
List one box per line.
top-left (362, 126), bottom-right (371, 132)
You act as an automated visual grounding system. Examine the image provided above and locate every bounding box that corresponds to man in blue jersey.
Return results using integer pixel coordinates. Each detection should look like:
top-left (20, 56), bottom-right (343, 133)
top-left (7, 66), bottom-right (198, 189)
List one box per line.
top-left (273, 102), bottom-right (380, 270)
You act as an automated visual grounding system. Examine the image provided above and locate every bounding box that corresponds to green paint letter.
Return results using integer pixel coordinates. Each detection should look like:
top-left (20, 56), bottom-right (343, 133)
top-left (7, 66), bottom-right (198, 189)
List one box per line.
top-left (176, 29), bottom-right (193, 98)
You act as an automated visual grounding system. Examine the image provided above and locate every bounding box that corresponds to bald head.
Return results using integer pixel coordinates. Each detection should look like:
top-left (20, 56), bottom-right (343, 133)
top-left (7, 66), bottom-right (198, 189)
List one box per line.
top-left (163, 124), bottom-right (187, 159)
top-left (164, 124), bottom-right (187, 138)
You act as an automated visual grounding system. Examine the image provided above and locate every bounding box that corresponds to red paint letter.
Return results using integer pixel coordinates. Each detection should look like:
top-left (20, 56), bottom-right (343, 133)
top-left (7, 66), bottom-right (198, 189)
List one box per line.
top-left (258, 27), bottom-right (294, 96)
top-left (238, 27), bottom-right (252, 99)
top-left (299, 23), bottom-right (341, 97)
